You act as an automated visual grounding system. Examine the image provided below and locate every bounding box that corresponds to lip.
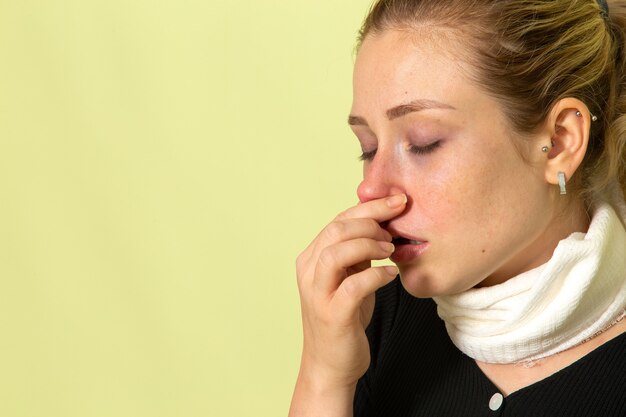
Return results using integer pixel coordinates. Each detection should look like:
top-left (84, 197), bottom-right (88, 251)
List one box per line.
top-left (384, 226), bottom-right (426, 244)
top-left (390, 241), bottom-right (430, 263)
top-left (384, 225), bottom-right (429, 263)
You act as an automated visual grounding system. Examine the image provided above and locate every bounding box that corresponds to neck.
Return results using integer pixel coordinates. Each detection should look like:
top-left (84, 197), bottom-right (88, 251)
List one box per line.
top-left (434, 197), bottom-right (626, 364)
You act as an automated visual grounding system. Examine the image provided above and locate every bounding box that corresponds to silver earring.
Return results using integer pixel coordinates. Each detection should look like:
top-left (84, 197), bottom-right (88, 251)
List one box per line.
top-left (542, 146), bottom-right (550, 153)
top-left (576, 111), bottom-right (582, 117)
top-left (558, 171), bottom-right (567, 195)
top-left (591, 114), bottom-right (598, 122)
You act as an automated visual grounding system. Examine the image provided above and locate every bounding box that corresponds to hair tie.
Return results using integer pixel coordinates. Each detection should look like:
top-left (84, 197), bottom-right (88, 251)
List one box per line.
top-left (598, 0), bottom-right (609, 19)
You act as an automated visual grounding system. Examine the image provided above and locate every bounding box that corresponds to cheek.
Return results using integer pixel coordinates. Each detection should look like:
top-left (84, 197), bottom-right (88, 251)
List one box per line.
top-left (404, 146), bottom-right (529, 240)
top-left (401, 168), bottom-right (459, 238)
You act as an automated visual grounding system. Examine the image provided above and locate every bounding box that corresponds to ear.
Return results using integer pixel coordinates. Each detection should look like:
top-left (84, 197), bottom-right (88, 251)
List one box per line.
top-left (542, 98), bottom-right (591, 187)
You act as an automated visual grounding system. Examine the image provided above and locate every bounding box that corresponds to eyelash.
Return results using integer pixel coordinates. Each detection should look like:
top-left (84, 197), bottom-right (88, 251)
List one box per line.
top-left (358, 140), bottom-right (442, 161)
top-left (409, 141), bottom-right (441, 155)
top-left (358, 149), bottom-right (377, 161)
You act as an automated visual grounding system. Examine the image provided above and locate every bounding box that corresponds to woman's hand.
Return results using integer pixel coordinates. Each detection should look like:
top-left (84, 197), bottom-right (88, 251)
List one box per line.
top-left (289, 194), bottom-right (407, 417)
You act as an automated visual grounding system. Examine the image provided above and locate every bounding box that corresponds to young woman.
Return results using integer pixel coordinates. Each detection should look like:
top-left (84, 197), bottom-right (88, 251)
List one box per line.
top-left (290, 0), bottom-right (626, 415)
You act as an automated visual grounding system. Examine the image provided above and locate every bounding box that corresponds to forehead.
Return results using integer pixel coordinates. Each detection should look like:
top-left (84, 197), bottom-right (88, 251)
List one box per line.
top-left (352, 30), bottom-right (480, 115)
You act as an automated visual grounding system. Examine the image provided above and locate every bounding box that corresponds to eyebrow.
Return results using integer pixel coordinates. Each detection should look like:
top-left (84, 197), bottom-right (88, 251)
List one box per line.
top-left (348, 99), bottom-right (456, 126)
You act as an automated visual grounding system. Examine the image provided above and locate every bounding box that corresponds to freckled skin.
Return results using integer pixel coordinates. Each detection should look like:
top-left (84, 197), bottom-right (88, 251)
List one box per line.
top-left (351, 30), bottom-right (564, 297)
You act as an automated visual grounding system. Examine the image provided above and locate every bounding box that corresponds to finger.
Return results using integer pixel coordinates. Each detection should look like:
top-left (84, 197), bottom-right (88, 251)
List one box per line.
top-left (318, 218), bottom-right (392, 248)
top-left (314, 239), bottom-right (395, 295)
top-left (331, 265), bottom-right (399, 323)
top-left (297, 194), bottom-right (405, 285)
top-left (300, 194), bottom-right (406, 266)
top-left (335, 194), bottom-right (407, 223)
top-left (299, 218), bottom-right (392, 278)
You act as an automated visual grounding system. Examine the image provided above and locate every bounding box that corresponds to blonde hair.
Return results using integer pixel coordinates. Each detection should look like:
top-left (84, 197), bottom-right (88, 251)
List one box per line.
top-left (357, 0), bottom-right (626, 201)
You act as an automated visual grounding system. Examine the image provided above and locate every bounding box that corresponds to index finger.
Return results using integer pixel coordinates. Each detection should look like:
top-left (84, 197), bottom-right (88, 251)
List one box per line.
top-left (335, 194), bottom-right (407, 223)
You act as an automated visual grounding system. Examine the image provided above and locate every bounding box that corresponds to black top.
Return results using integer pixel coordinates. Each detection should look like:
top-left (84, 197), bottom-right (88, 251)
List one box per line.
top-left (354, 277), bottom-right (626, 417)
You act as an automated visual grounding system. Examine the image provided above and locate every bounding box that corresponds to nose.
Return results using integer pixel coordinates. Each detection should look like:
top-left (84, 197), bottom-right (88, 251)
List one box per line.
top-left (356, 150), bottom-right (405, 203)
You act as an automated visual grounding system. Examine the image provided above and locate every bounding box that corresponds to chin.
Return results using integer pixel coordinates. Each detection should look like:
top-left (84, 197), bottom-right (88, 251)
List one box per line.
top-left (398, 268), bottom-right (443, 298)
top-left (398, 266), bottom-right (474, 298)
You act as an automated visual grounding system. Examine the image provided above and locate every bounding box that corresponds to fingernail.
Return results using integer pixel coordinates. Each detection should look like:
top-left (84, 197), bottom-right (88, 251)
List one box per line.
top-left (384, 265), bottom-right (399, 276)
top-left (378, 241), bottom-right (395, 252)
top-left (387, 194), bottom-right (407, 208)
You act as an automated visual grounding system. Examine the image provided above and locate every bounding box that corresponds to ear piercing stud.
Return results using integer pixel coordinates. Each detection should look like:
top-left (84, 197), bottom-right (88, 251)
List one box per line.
top-left (576, 110), bottom-right (599, 122)
top-left (542, 146), bottom-right (550, 153)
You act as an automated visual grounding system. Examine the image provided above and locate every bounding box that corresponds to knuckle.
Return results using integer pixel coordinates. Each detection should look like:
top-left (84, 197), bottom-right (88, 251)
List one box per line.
top-left (358, 238), bottom-right (377, 253)
top-left (340, 277), bottom-right (363, 302)
top-left (374, 266), bottom-right (394, 284)
top-left (360, 218), bottom-right (385, 238)
top-left (373, 267), bottom-right (386, 281)
top-left (364, 218), bottom-right (379, 230)
top-left (324, 221), bottom-right (346, 241)
top-left (318, 247), bottom-right (339, 270)
top-left (334, 209), bottom-right (350, 221)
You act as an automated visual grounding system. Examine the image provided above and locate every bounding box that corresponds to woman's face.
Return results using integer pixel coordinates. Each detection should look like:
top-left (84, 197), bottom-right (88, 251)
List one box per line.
top-left (351, 30), bottom-right (557, 297)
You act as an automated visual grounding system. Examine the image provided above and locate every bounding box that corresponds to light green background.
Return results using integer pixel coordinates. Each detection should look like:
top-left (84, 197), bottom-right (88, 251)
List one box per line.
top-left (0, 1), bottom-right (373, 416)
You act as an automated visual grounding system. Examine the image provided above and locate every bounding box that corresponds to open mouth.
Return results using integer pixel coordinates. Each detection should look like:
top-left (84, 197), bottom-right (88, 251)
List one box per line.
top-left (392, 237), bottom-right (424, 245)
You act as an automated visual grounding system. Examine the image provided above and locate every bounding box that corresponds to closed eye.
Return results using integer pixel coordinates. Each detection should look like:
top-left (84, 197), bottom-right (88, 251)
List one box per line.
top-left (359, 141), bottom-right (441, 161)
top-left (409, 140), bottom-right (441, 155)
top-left (358, 149), bottom-right (377, 161)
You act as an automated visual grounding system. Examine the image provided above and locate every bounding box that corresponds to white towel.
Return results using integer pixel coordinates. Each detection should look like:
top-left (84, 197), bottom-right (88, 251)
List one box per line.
top-left (433, 186), bottom-right (626, 364)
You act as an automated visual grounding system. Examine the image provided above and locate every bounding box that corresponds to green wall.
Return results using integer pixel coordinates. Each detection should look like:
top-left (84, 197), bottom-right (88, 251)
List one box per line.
top-left (0, 1), bottom-right (371, 415)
